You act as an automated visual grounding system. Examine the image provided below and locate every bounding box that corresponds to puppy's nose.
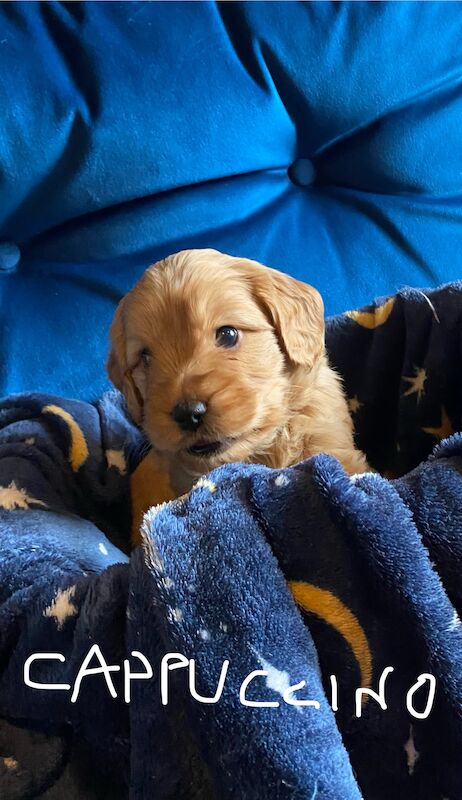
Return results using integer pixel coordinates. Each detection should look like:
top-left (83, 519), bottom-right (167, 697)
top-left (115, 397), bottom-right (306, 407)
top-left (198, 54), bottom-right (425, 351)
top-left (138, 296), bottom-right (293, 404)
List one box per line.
top-left (172, 400), bottom-right (207, 432)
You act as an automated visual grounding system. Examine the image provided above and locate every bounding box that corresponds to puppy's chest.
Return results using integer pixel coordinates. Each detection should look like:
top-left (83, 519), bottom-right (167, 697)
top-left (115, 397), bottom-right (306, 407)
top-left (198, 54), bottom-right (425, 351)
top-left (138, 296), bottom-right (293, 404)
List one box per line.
top-left (258, 421), bottom-right (312, 469)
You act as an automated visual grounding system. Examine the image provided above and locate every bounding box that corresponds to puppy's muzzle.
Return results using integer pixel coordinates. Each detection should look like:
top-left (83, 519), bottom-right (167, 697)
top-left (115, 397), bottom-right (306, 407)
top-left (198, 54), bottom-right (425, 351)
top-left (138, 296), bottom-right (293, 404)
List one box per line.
top-left (172, 400), bottom-right (207, 432)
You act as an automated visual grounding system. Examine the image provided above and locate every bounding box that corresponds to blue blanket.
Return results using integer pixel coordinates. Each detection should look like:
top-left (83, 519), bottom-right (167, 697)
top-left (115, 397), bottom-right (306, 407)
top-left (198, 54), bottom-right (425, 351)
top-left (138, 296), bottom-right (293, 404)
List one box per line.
top-left (1, 284), bottom-right (462, 799)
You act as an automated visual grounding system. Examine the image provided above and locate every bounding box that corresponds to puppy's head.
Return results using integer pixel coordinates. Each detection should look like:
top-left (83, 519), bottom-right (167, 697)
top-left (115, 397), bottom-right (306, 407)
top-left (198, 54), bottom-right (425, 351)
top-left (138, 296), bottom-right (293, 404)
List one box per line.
top-left (108, 249), bottom-right (324, 469)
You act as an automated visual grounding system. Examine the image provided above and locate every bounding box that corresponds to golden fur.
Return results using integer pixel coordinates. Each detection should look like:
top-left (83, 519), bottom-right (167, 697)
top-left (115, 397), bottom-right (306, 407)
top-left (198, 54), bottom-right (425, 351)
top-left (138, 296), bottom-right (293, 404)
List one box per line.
top-left (108, 249), bottom-right (369, 540)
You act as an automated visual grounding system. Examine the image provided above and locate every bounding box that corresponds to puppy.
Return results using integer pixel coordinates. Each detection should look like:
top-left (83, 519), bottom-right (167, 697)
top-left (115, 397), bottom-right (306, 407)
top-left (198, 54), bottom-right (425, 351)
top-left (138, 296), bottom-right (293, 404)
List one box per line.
top-left (108, 249), bottom-right (369, 542)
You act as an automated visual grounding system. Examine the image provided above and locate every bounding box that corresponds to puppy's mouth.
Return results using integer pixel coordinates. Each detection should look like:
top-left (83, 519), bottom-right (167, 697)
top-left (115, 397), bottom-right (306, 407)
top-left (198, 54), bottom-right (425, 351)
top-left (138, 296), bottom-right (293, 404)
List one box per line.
top-left (187, 440), bottom-right (225, 458)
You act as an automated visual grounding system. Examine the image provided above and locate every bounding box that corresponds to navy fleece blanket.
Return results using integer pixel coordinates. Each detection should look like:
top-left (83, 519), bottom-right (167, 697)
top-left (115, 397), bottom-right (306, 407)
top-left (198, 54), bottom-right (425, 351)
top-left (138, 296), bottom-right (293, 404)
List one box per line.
top-left (1, 283), bottom-right (462, 800)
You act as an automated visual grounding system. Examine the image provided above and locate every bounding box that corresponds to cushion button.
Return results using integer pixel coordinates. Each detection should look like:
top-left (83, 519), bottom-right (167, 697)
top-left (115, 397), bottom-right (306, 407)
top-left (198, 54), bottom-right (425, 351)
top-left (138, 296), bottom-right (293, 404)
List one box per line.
top-left (0, 242), bottom-right (21, 272)
top-left (288, 158), bottom-right (316, 187)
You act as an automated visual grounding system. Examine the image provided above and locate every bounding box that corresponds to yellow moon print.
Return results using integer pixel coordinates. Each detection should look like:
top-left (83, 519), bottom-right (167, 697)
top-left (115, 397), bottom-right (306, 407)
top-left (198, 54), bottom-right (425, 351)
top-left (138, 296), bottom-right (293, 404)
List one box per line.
top-left (42, 405), bottom-right (89, 472)
top-left (345, 296), bottom-right (395, 329)
top-left (289, 581), bottom-right (373, 690)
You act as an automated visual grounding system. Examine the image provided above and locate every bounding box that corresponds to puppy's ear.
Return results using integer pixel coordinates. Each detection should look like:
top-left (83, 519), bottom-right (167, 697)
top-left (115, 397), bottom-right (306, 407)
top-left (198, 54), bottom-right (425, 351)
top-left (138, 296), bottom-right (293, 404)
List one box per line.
top-left (235, 260), bottom-right (325, 369)
top-left (107, 297), bottom-right (144, 424)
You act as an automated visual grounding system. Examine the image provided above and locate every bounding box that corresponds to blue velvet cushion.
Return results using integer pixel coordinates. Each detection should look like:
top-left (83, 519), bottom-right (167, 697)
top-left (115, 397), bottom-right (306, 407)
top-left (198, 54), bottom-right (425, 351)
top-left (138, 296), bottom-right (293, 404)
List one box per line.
top-left (0, 1), bottom-right (461, 398)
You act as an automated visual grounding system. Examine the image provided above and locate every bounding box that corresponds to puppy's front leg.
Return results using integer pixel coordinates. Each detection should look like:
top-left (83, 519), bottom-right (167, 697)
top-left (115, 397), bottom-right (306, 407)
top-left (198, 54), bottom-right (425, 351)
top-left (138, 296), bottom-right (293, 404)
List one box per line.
top-left (130, 450), bottom-right (177, 546)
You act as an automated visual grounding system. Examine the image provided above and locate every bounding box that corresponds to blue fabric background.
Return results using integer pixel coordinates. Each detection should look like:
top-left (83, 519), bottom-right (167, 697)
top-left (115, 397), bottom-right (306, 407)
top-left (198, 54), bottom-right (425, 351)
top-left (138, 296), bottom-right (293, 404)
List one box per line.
top-left (0, 1), bottom-right (461, 398)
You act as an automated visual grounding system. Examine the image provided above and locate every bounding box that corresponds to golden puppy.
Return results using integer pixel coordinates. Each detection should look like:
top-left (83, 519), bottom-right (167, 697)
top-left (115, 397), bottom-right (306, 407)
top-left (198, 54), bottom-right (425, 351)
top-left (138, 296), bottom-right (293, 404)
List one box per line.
top-left (108, 249), bottom-right (369, 542)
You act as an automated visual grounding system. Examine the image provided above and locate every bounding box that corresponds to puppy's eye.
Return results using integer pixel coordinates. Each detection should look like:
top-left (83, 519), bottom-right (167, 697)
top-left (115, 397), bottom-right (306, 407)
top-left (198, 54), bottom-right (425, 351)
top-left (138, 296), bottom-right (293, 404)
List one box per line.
top-left (140, 348), bottom-right (151, 367)
top-left (215, 326), bottom-right (239, 348)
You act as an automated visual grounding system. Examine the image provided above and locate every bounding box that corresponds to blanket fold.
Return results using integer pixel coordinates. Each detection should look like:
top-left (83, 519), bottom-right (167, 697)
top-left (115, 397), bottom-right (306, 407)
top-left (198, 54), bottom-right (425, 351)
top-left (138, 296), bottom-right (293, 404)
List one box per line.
top-left (1, 284), bottom-right (462, 799)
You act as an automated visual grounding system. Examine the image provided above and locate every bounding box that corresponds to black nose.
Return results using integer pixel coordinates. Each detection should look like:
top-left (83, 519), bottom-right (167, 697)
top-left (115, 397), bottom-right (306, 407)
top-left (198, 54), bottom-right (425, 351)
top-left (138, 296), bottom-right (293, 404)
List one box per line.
top-left (172, 400), bottom-right (207, 432)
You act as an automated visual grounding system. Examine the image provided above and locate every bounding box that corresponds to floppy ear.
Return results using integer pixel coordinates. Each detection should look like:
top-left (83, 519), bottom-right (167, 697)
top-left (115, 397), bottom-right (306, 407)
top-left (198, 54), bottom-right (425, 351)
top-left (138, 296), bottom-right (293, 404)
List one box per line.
top-left (235, 260), bottom-right (325, 369)
top-left (107, 297), bottom-right (144, 424)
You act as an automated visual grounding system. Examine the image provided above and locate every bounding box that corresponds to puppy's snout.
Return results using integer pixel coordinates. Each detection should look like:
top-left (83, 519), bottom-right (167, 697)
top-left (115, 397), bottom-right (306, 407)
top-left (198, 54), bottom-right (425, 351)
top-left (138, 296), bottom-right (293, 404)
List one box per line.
top-left (172, 400), bottom-right (207, 432)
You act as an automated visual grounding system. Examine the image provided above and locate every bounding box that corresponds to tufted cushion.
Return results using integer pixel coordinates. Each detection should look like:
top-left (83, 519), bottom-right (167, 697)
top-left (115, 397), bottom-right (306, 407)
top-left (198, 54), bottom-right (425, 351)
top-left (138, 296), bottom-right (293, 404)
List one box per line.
top-left (1, 1), bottom-right (461, 398)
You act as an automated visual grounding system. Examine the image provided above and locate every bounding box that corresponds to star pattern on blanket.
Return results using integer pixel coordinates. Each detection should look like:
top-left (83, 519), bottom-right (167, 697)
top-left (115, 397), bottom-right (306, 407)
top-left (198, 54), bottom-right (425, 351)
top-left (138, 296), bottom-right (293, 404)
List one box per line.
top-left (422, 406), bottom-right (453, 441)
top-left (193, 477), bottom-right (217, 493)
top-left (0, 481), bottom-right (47, 510)
top-left (348, 395), bottom-right (363, 414)
top-left (2, 757), bottom-right (18, 771)
top-left (449, 610), bottom-right (461, 631)
top-left (43, 585), bottom-right (78, 630)
top-left (105, 448), bottom-right (127, 474)
top-left (402, 367), bottom-right (426, 401)
top-left (404, 725), bottom-right (419, 776)
top-left (259, 655), bottom-right (294, 702)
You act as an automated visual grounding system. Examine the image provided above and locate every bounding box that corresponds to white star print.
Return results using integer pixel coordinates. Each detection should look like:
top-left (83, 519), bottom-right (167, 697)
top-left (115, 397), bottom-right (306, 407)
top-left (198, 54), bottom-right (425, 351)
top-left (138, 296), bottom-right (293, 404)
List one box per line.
top-left (193, 477), bottom-right (217, 493)
top-left (43, 586), bottom-right (78, 630)
top-left (449, 610), bottom-right (461, 632)
top-left (259, 655), bottom-right (292, 699)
